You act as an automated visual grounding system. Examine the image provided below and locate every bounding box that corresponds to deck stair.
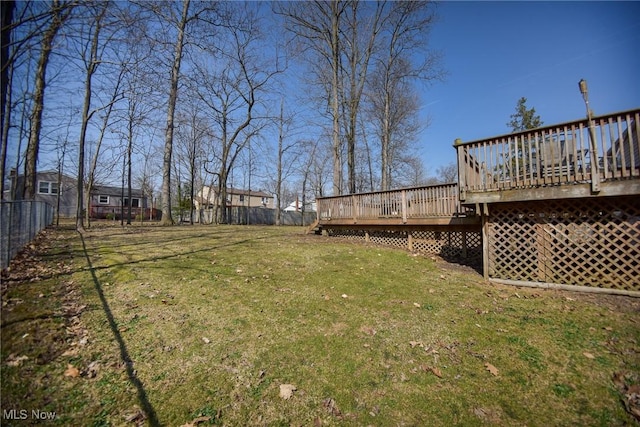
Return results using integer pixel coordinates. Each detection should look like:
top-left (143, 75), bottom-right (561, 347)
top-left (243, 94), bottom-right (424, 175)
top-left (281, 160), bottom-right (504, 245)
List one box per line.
top-left (306, 219), bottom-right (322, 235)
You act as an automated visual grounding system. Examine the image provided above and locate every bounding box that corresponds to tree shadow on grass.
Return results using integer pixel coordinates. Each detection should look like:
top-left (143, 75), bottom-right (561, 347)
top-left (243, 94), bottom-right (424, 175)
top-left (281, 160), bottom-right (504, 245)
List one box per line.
top-left (79, 232), bottom-right (160, 426)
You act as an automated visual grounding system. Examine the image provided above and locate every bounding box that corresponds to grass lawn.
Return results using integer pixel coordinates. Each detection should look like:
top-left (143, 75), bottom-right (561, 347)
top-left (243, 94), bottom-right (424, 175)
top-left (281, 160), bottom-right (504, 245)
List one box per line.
top-left (1, 222), bottom-right (639, 426)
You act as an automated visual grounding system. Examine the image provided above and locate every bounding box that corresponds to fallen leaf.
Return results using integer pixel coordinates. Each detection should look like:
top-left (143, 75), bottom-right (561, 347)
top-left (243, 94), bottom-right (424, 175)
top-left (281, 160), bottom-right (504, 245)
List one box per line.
top-left (485, 363), bottom-right (499, 376)
top-left (583, 352), bottom-right (595, 359)
top-left (6, 354), bottom-right (29, 367)
top-left (323, 397), bottom-right (342, 417)
top-left (360, 326), bottom-right (376, 336)
top-left (179, 416), bottom-right (211, 427)
top-left (409, 340), bottom-right (422, 348)
top-left (341, 294), bottom-right (348, 298)
top-left (612, 371), bottom-right (640, 421)
top-left (64, 364), bottom-right (81, 378)
top-left (422, 366), bottom-right (442, 378)
top-left (202, 337), bottom-right (211, 344)
top-left (124, 406), bottom-right (147, 425)
top-left (279, 384), bottom-right (297, 400)
top-left (413, 302), bottom-right (421, 308)
top-left (84, 361), bottom-right (100, 378)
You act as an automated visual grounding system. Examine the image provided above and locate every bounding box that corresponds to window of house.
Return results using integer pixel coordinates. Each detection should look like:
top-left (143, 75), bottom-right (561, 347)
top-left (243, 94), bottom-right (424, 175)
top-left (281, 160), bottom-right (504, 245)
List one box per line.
top-left (239, 194), bottom-right (245, 202)
top-left (98, 195), bottom-right (109, 204)
top-left (261, 197), bottom-right (268, 205)
top-left (37, 181), bottom-right (58, 195)
top-left (123, 198), bottom-right (140, 208)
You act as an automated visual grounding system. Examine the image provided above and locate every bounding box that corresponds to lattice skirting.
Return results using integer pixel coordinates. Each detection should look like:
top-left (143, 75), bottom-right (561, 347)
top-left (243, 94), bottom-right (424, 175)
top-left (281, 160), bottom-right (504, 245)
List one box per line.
top-left (325, 228), bottom-right (482, 262)
top-left (488, 196), bottom-right (640, 292)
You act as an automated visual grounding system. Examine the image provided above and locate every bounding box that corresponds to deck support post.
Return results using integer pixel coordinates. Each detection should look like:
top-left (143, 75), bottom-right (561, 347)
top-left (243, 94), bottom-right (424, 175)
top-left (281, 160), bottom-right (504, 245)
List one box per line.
top-left (481, 203), bottom-right (489, 280)
top-left (454, 139), bottom-right (467, 202)
top-left (407, 231), bottom-right (413, 251)
top-left (365, 230), bottom-right (370, 242)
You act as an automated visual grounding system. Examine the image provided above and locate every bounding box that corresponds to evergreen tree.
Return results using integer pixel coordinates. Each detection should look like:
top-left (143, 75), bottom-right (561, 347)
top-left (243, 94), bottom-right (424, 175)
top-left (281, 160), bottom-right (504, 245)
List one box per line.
top-left (507, 97), bottom-right (543, 132)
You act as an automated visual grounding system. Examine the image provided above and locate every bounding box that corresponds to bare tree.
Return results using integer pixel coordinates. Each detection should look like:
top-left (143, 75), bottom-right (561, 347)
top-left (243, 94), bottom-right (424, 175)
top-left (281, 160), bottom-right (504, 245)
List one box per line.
top-left (157, 0), bottom-right (191, 226)
top-left (194, 4), bottom-right (280, 224)
top-left (339, 1), bottom-right (383, 194)
top-left (277, 1), bottom-right (347, 195)
top-left (174, 103), bottom-right (208, 225)
top-left (436, 162), bottom-right (457, 184)
top-left (0, 1), bottom-right (15, 198)
top-left (23, 0), bottom-right (72, 199)
top-left (274, 99), bottom-right (303, 226)
top-left (368, 1), bottom-right (443, 191)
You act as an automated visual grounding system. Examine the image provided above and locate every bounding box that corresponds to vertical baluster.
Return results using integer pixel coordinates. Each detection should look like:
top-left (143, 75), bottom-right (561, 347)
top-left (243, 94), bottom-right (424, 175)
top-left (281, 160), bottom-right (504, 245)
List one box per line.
top-left (533, 131), bottom-right (542, 184)
top-left (617, 116), bottom-right (628, 178)
top-left (598, 120), bottom-right (608, 179)
top-left (607, 118), bottom-right (618, 178)
top-left (624, 114), bottom-right (636, 177)
top-left (634, 112), bottom-right (640, 176)
top-left (568, 125), bottom-right (578, 182)
top-left (512, 136), bottom-right (519, 186)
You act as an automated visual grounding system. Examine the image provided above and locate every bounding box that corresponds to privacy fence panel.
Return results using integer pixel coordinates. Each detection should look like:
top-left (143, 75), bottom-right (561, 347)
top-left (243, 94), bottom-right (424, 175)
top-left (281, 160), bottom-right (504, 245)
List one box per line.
top-left (488, 196), bottom-right (640, 292)
top-left (195, 207), bottom-right (316, 226)
top-left (1, 201), bottom-right (54, 270)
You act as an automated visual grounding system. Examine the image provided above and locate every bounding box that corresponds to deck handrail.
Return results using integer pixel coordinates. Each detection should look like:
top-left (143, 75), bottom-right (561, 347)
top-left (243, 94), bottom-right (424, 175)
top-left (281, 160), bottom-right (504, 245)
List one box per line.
top-left (317, 183), bottom-right (473, 222)
top-left (455, 108), bottom-right (640, 200)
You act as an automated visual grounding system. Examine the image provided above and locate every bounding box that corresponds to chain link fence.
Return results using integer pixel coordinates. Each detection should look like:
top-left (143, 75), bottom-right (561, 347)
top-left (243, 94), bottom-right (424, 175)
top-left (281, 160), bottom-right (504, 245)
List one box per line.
top-left (1, 200), bottom-right (54, 270)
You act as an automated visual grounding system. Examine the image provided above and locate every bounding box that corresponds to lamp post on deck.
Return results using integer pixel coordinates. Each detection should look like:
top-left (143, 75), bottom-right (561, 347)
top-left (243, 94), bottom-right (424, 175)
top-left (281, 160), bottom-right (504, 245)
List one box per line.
top-left (579, 79), bottom-right (600, 192)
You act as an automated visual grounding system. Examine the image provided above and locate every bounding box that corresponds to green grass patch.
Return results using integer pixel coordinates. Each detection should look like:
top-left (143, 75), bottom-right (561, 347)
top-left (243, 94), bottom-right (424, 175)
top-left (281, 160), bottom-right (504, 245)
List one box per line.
top-left (2, 222), bottom-right (639, 426)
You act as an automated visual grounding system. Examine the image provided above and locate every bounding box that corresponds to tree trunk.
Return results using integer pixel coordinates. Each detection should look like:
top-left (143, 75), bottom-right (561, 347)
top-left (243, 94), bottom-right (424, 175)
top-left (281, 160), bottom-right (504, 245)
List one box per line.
top-left (0, 0), bottom-right (14, 200)
top-left (276, 99), bottom-right (283, 226)
top-left (76, 6), bottom-right (105, 231)
top-left (330, 1), bottom-right (341, 195)
top-left (25, 2), bottom-right (68, 199)
top-left (160, 0), bottom-right (190, 226)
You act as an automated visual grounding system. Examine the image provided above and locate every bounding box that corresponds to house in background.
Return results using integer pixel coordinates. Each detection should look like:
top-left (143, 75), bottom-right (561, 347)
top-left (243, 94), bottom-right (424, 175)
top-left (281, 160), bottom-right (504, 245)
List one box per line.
top-left (7, 170), bottom-right (154, 219)
top-left (8, 170), bottom-right (77, 217)
top-left (283, 198), bottom-right (317, 212)
top-left (194, 186), bottom-right (274, 210)
top-left (90, 185), bottom-right (154, 220)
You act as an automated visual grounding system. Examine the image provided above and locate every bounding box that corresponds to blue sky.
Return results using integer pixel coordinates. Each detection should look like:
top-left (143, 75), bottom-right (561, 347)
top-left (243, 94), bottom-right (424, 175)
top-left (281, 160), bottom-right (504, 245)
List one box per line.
top-left (418, 1), bottom-right (640, 172)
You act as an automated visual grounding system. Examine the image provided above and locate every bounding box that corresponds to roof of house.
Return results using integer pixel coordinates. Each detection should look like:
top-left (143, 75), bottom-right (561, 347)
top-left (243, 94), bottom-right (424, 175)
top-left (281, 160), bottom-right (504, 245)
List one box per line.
top-left (93, 185), bottom-right (145, 198)
top-left (227, 188), bottom-right (272, 198)
top-left (200, 186), bottom-right (272, 198)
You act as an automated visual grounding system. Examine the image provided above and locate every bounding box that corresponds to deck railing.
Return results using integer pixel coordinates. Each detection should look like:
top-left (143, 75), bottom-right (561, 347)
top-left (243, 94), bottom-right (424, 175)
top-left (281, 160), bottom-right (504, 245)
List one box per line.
top-left (455, 109), bottom-right (640, 200)
top-left (317, 183), bottom-right (473, 222)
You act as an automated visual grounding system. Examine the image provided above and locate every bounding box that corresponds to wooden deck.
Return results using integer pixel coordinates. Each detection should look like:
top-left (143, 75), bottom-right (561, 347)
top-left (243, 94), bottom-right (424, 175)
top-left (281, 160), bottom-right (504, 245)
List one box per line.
top-left (314, 108), bottom-right (639, 295)
top-left (455, 109), bottom-right (640, 205)
top-left (316, 183), bottom-right (480, 228)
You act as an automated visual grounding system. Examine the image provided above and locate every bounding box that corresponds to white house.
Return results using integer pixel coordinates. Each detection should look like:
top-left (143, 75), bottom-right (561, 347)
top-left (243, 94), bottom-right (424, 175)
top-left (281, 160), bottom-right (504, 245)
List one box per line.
top-left (283, 198), bottom-right (317, 212)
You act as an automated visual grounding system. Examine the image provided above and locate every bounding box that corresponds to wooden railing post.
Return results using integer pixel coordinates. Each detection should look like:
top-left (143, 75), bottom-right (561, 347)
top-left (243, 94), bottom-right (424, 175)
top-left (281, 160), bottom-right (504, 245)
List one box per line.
top-left (352, 194), bottom-right (357, 223)
top-left (401, 190), bottom-right (407, 223)
top-left (588, 120), bottom-right (601, 193)
top-left (454, 138), bottom-right (466, 202)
